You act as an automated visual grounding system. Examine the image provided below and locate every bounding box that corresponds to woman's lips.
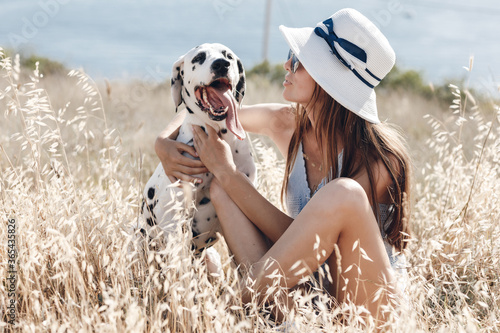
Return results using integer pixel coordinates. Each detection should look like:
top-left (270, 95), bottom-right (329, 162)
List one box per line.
top-left (283, 78), bottom-right (292, 86)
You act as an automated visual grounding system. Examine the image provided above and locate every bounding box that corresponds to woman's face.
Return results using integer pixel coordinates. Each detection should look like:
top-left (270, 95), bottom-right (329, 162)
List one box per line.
top-left (282, 54), bottom-right (316, 107)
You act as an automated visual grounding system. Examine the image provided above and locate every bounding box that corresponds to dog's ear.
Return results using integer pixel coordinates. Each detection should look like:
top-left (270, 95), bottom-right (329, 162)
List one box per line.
top-left (171, 55), bottom-right (185, 112)
top-left (234, 58), bottom-right (246, 104)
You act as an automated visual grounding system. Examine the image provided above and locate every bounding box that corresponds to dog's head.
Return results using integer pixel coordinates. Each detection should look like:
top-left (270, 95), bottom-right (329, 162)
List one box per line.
top-left (171, 43), bottom-right (246, 140)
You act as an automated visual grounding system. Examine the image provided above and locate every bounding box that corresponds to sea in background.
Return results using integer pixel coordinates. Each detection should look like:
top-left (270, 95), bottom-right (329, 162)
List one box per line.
top-left (1, 0), bottom-right (499, 94)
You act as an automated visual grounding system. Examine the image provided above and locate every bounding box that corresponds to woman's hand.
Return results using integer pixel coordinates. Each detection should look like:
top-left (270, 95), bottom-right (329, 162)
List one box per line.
top-left (155, 135), bottom-right (209, 184)
top-left (192, 125), bottom-right (237, 179)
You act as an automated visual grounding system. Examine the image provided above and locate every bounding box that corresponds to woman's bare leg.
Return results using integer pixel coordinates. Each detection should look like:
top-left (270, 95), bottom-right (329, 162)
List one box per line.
top-left (216, 177), bottom-right (397, 320)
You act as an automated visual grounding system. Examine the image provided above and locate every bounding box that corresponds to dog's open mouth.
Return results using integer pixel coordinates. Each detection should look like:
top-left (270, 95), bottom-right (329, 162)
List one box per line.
top-left (194, 78), bottom-right (245, 140)
top-left (195, 78), bottom-right (231, 119)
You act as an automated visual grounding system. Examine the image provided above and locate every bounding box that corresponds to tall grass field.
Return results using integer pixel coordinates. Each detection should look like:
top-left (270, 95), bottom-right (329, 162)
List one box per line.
top-left (1, 49), bottom-right (499, 332)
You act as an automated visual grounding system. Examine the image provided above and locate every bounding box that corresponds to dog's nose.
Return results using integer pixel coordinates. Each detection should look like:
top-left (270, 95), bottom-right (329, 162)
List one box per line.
top-left (211, 59), bottom-right (230, 74)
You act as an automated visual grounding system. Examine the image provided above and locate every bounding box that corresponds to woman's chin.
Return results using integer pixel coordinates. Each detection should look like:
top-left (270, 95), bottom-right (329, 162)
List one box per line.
top-left (282, 89), bottom-right (289, 101)
top-left (282, 89), bottom-right (294, 102)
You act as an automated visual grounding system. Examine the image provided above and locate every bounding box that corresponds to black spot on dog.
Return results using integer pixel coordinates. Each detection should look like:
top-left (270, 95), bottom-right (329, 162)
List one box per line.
top-left (192, 65), bottom-right (196, 71)
top-left (246, 173), bottom-right (250, 177)
top-left (140, 199), bottom-right (145, 214)
top-left (181, 70), bottom-right (184, 76)
top-left (145, 205), bottom-right (156, 226)
top-left (237, 59), bottom-right (244, 74)
top-left (140, 228), bottom-right (147, 236)
top-left (235, 150), bottom-right (239, 154)
top-left (207, 217), bottom-right (211, 221)
top-left (205, 237), bottom-right (216, 244)
top-left (236, 75), bottom-right (245, 89)
top-left (205, 173), bottom-right (209, 177)
top-left (199, 197), bottom-right (210, 205)
top-left (171, 78), bottom-right (175, 86)
top-left (146, 217), bottom-right (155, 226)
top-left (200, 126), bottom-right (205, 132)
top-left (192, 219), bottom-right (200, 238)
top-left (221, 50), bottom-right (227, 58)
top-left (186, 106), bottom-right (194, 114)
top-left (191, 52), bottom-right (206, 65)
top-left (147, 199), bottom-right (158, 215)
top-left (147, 187), bottom-right (155, 200)
top-left (184, 88), bottom-right (190, 97)
top-left (221, 128), bottom-right (227, 134)
top-left (236, 76), bottom-right (246, 101)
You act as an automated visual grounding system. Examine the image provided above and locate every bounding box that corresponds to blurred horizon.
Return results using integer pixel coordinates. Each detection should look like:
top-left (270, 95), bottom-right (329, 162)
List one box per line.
top-left (1, 0), bottom-right (499, 93)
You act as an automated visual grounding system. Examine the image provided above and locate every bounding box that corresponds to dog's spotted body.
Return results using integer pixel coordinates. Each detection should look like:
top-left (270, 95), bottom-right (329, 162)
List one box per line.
top-left (140, 43), bottom-right (256, 253)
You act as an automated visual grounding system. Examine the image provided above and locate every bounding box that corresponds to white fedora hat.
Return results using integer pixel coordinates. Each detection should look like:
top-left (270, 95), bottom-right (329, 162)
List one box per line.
top-left (279, 8), bottom-right (396, 124)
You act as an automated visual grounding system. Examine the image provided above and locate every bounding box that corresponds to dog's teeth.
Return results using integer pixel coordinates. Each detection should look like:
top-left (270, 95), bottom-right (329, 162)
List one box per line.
top-left (202, 88), bottom-right (209, 104)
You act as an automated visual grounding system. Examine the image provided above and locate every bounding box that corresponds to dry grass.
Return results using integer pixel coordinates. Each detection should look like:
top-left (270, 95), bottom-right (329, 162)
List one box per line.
top-left (0, 50), bottom-right (499, 332)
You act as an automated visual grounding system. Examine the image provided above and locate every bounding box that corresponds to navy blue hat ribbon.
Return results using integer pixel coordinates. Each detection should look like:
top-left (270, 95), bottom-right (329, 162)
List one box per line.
top-left (314, 18), bottom-right (380, 88)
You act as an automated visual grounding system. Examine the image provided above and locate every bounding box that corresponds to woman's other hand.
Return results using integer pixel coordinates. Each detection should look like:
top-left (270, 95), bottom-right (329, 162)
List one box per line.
top-left (192, 125), bottom-right (237, 180)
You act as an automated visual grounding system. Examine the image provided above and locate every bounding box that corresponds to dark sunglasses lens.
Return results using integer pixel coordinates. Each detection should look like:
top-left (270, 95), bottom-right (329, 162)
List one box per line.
top-left (292, 55), bottom-right (299, 73)
top-left (287, 50), bottom-right (299, 73)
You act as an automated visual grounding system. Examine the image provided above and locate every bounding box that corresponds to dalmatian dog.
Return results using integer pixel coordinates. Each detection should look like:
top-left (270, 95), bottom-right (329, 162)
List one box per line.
top-left (139, 43), bottom-right (256, 258)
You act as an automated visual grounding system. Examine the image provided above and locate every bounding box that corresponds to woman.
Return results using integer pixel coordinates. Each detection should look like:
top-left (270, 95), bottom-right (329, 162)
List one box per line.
top-left (157, 9), bottom-right (411, 320)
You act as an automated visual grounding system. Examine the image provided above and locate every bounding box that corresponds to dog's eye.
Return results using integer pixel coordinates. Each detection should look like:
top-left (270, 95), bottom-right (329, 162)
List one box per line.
top-left (227, 54), bottom-right (234, 60)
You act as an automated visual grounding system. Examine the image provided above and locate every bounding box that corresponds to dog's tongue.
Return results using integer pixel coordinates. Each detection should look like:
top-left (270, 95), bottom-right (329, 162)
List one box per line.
top-left (206, 86), bottom-right (245, 140)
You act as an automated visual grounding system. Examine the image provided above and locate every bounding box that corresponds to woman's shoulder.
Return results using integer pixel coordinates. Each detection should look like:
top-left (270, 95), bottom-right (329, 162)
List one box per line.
top-left (351, 154), bottom-right (400, 205)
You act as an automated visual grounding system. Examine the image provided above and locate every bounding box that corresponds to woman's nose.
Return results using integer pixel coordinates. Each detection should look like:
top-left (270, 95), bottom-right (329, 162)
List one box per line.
top-left (283, 58), bottom-right (292, 72)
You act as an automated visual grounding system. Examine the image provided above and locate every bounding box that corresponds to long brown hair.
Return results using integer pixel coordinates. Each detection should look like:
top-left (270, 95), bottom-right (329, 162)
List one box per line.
top-left (281, 83), bottom-right (412, 251)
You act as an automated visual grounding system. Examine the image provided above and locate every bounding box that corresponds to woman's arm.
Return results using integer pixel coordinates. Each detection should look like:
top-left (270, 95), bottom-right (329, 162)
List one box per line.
top-left (192, 125), bottom-right (293, 242)
top-left (239, 103), bottom-right (293, 134)
top-left (239, 103), bottom-right (296, 157)
top-left (218, 166), bottom-right (293, 243)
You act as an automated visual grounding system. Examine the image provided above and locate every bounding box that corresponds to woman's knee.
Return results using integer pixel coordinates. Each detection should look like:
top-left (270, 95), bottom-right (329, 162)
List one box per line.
top-left (318, 178), bottom-right (368, 209)
top-left (311, 178), bottom-right (372, 226)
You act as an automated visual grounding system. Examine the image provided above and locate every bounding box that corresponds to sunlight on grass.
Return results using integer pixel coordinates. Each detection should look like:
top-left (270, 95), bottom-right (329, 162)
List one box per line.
top-left (1, 50), bottom-right (499, 331)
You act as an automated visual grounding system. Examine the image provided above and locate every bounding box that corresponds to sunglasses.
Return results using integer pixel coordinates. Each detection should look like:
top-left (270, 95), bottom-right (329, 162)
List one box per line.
top-left (287, 49), bottom-right (300, 73)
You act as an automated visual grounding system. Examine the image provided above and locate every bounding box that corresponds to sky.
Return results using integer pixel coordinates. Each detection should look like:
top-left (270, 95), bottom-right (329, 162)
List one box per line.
top-left (0, 0), bottom-right (499, 93)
